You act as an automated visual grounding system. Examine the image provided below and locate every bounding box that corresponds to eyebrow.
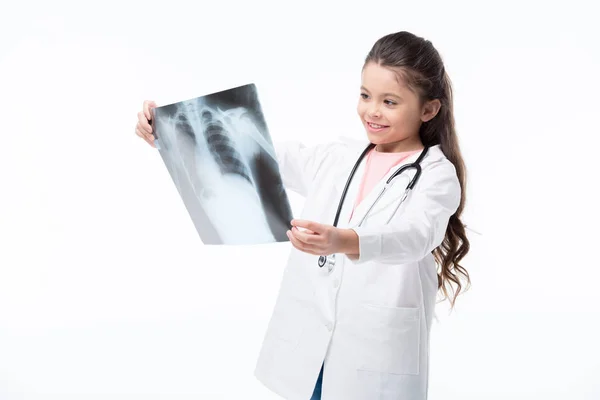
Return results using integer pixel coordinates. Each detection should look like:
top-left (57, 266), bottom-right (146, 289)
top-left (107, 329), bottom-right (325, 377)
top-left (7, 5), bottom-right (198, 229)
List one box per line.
top-left (360, 86), bottom-right (402, 99)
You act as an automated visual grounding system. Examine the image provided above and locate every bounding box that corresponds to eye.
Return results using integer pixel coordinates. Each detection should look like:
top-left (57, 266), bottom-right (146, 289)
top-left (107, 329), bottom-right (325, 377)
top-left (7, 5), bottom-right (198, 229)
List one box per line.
top-left (384, 99), bottom-right (397, 106)
top-left (360, 93), bottom-right (369, 99)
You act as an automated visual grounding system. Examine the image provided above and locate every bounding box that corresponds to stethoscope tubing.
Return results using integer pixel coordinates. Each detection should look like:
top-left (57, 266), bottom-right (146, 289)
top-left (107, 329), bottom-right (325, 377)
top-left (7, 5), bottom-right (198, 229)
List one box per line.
top-left (318, 143), bottom-right (430, 270)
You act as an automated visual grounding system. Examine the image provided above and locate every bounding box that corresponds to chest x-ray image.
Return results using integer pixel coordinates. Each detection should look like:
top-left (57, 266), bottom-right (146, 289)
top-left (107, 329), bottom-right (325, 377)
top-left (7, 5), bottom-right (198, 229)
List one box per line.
top-left (151, 83), bottom-right (293, 245)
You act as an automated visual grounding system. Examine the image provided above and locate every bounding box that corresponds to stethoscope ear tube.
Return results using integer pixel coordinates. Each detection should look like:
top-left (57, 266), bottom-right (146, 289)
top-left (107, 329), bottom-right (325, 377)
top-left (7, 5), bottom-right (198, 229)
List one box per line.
top-left (407, 164), bottom-right (422, 190)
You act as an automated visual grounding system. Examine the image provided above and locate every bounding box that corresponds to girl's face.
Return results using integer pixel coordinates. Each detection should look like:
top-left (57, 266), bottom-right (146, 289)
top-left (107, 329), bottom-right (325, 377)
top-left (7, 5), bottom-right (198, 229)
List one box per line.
top-left (357, 62), bottom-right (438, 152)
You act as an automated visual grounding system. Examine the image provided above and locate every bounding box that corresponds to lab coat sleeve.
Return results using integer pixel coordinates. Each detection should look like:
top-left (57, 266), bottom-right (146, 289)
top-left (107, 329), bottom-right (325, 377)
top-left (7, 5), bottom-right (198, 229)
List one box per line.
top-left (272, 140), bottom-right (341, 197)
top-left (349, 160), bottom-right (461, 265)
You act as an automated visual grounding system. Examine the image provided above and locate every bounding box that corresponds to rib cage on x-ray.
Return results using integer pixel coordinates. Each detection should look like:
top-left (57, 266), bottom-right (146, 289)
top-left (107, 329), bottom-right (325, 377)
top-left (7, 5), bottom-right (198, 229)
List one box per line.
top-left (200, 109), bottom-right (253, 185)
top-left (152, 84), bottom-right (293, 245)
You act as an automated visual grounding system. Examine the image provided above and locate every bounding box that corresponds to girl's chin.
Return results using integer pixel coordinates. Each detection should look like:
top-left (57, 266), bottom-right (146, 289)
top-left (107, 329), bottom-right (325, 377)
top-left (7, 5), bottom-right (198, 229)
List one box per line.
top-left (366, 132), bottom-right (389, 142)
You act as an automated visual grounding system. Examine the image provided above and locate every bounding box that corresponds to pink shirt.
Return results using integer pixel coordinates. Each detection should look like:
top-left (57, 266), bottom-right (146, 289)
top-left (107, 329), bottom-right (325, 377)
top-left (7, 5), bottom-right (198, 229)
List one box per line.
top-left (351, 147), bottom-right (420, 217)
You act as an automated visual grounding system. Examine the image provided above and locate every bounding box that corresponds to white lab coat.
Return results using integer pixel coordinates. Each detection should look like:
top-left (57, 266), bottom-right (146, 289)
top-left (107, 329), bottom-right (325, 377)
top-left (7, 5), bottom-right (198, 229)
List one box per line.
top-left (254, 137), bottom-right (461, 400)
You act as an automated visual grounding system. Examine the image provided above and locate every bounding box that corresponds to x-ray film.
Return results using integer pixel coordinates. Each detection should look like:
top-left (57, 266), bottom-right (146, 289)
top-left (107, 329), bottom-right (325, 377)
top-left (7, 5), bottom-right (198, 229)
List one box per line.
top-left (151, 83), bottom-right (293, 245)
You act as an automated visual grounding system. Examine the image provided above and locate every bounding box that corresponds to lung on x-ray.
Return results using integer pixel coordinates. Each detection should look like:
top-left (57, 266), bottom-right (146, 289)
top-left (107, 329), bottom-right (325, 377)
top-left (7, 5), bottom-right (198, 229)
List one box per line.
top-left (151, 83), bottom-right (293, 245)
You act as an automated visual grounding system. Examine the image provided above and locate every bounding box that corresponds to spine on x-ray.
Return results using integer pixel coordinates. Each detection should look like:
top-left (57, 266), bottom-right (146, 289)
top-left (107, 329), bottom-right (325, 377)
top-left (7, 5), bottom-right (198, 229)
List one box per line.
top-left (200, 109), bottom-right (253, 185)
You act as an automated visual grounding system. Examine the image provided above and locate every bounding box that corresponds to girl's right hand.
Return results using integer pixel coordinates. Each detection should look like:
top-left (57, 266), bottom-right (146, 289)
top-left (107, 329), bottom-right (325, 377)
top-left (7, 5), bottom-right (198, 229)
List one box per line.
top-left (135, 100), bottom-right (157, 147)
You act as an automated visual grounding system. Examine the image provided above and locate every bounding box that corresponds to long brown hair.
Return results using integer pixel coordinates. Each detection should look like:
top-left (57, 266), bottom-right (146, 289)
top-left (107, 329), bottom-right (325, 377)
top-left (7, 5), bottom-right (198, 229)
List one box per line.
top-left (364, 31), bottom-right (471, 309)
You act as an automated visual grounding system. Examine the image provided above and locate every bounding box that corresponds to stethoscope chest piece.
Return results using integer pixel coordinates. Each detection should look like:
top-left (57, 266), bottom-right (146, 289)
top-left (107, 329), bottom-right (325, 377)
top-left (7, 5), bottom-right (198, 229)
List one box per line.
top-left (318, 254), bottom-right (336, 272)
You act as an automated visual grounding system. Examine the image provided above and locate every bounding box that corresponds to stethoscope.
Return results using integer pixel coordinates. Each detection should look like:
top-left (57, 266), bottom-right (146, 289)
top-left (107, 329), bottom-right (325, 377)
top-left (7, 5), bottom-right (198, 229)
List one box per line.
top-left (317, 143), bottom-right (430, 271)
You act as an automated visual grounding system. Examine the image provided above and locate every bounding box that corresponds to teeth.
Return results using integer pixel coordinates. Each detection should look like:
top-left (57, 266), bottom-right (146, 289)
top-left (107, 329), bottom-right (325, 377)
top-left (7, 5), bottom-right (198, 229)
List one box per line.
top-left (369, 122), bottom-right (386, 128)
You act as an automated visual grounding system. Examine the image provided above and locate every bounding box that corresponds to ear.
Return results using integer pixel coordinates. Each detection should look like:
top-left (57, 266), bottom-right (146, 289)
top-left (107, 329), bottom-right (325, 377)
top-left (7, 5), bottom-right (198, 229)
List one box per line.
top-left (421, 99), bottom-right (441, 123)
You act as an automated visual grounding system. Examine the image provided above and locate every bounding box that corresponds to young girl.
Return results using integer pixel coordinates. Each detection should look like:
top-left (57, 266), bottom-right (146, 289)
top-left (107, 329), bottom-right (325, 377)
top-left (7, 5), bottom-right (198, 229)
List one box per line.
top-left (135, 30), bottom-right (471, 400)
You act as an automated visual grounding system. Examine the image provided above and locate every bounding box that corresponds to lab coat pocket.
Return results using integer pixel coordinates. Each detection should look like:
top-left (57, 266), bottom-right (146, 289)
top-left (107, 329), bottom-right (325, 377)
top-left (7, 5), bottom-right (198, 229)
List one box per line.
top-left (356, 304), bottom-right (421, 375)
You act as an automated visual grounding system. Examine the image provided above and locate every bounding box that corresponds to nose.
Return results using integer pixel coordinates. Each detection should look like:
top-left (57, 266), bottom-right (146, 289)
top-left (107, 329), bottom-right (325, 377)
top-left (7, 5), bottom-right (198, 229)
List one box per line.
top-left (368, 103), bottom-right (381, 119)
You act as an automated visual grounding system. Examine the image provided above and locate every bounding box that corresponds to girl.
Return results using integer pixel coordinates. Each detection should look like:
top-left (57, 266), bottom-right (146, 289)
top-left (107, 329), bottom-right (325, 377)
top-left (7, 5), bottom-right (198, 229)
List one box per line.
top-left (135, 31), bottom-right (471, 400)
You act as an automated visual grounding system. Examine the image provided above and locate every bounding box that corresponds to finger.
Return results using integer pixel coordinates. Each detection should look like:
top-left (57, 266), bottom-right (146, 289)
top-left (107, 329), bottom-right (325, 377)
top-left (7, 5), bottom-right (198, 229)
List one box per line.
top-left (291, 226), bottom-right (322, 246)
top-left (291, 219), bottom-right (321, 233)
top-left (287, 230), bottom-right (319, 255)
top-left (143, 100), bottom-right (157, 122)
top-left (135, 123), bottom-right (154, 144)
top-left (293, 227), bottom-right (316, 235)
top-left (136, 127), bottom-right (156, 148)
top-left (138, 111), bottom-right (153, 136)
top-left (286, 229), bottom-right (304, 250)
top-left (290, 230), bottom-right (324, 255)
top-left (135, 127), bottom-right (154, 147)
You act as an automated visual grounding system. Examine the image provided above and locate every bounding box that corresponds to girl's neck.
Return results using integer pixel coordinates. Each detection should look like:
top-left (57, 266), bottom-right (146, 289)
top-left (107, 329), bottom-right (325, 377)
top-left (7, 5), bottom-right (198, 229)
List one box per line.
top-left (375, 138), bottom-right (424, 153)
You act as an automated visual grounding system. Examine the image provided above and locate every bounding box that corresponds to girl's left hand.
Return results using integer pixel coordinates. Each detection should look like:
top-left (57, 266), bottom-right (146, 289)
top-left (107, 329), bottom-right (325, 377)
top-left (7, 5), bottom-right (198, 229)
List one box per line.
top-left (287, 219), bottom-right (355, 256)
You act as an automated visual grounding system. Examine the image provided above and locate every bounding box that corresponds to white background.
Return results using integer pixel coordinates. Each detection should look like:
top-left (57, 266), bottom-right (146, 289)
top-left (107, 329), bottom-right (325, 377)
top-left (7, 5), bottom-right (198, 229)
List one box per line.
top-left (1, 0), bottom-right (599, 399)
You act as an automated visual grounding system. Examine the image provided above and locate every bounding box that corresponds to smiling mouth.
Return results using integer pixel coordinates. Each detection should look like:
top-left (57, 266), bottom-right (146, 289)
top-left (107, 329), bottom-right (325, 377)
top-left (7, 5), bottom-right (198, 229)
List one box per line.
top-left (367, 122), bottom-right (389, 129)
